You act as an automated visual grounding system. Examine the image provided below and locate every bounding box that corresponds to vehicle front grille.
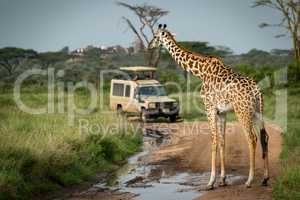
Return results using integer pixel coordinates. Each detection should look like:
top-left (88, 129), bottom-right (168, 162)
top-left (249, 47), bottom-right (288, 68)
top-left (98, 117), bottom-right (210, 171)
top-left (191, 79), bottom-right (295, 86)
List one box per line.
top-left (155, 102), bottom-right (173, 109)
top-left (163, 102), bottom-right (173, 109)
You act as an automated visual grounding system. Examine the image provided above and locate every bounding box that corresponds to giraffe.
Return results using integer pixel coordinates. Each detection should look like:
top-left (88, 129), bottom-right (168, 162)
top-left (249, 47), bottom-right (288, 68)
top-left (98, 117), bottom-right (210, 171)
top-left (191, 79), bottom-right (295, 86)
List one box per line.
top-left (149, 24), bottom-right (269, 190)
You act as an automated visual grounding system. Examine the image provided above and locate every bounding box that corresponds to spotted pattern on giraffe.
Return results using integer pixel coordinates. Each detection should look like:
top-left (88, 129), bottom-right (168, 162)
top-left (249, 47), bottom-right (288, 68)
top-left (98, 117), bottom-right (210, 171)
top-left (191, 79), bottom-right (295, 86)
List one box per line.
top-left (148, 25), bottom-right (270, 189)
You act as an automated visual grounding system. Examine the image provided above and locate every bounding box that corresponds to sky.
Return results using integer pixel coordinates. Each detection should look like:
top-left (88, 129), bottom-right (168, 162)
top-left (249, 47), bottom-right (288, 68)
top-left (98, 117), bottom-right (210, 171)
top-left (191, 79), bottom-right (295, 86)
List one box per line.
top-left (0, 0), bottom-right (291, 54)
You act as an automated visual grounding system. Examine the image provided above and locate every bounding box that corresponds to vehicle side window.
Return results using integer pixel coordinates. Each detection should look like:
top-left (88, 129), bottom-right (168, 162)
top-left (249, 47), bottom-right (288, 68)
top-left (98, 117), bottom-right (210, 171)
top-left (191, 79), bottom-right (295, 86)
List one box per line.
top-left (125, 85), bottom-right (131, 97)
top-left (113, 83), bottom-right (124, 96)
top-left (134, 88), bottom-right (138, 99)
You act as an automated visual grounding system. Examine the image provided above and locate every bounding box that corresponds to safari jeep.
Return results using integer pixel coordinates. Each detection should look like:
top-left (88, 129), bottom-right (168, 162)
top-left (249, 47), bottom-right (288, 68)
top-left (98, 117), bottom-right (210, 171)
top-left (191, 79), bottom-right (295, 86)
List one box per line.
top-left (109, 66), bottom-right (179, 122)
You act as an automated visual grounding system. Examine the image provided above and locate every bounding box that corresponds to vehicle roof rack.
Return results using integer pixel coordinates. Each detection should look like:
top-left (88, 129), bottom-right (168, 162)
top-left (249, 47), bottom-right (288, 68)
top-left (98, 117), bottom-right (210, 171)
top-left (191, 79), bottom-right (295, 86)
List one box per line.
top-left (120, 66), bottom-right (157, 72)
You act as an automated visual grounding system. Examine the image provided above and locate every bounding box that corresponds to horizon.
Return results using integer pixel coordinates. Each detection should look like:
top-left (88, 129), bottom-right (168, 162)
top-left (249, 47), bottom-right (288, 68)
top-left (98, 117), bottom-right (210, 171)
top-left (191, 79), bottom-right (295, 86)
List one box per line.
top-left (0, 41), bottom-right (292, 55)
top-left (0, 0), bottom-right (291, 54)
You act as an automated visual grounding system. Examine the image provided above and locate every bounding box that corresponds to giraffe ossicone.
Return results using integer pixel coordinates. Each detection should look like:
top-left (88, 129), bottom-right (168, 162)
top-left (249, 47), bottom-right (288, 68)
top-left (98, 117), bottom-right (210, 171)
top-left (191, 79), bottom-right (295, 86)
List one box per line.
top-left (149, 25), bottom-right (270, 189)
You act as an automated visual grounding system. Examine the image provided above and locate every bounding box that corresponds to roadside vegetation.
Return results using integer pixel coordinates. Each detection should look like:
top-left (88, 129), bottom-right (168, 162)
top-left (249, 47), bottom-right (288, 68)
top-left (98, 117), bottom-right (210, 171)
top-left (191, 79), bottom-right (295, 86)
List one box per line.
top-left (272, 91), bottom-right (300, 200)
top-left (0, 88), bottom-right (142, 200)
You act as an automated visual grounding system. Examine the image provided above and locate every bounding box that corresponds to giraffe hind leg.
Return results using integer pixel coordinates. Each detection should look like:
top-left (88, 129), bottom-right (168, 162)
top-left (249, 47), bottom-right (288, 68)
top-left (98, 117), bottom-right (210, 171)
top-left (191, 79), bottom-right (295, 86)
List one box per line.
top-left (253, 114), bottom-right (270, 186)
top-left (260, 127), bottom-right (269, 186)
top-left (237, 113), bottom-right (257, 188)
top-left (260, 128), bottom-right (268, 159)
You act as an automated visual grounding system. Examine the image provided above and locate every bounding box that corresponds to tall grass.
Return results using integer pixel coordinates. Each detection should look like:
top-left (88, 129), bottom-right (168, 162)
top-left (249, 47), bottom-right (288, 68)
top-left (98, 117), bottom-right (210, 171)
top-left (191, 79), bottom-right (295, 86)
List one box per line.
top-left (0, 87), bottom-right (142, 200)
top-left (272, 88), bottom-right (300, 200)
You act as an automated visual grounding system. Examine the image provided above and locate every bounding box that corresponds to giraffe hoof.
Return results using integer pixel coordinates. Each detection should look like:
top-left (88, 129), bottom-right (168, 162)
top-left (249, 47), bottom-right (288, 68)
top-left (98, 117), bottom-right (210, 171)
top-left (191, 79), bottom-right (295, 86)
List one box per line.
top-left (206, 185), bottom-right (214, 190)
top-left (261, 178), bottom-right (269, 186)
top-left (219, 181), bottom-right (227, 187)
top-left (245, 182), bottom-right (252, 188)
top-left (219, 177), bottom-right (227, 187)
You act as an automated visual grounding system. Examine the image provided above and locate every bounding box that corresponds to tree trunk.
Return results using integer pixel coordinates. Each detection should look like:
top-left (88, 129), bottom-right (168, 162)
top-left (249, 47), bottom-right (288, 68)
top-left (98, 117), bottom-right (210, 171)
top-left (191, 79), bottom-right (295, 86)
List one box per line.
top-left (153, 48), bottom-right (162, 67)
top-left (296, 46), bottom-right (300, 61)
top-left (295, 38), bottom-right (300, 61)
top-left (148, 50), bottom-right (154, 66)
top-left (0, 62), bottom-right (13, 76)
top-left (146, 48), bottom-right (162, 67)
top-left (292, 32), bottom-right (300, 61)
top-left (123, 17), bottom-right (145, 51)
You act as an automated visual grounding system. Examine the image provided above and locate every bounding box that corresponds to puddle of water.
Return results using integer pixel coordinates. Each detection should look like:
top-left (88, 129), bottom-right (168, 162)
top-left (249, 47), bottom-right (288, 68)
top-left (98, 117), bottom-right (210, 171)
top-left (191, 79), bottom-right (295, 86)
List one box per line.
top-left (94, 128), bottom-right (246, 200)
top-left (96, 130), bottom-right (202, 199)
top-left (124, 174), bottom-right (200, 200)
top-left (117, 166), bottom-right (202, 200)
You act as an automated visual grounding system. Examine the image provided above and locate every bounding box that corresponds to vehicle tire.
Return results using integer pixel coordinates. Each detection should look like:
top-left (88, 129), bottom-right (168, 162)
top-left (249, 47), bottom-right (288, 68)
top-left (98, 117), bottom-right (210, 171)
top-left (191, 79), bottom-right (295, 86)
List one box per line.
top-left (140, 109), bottom-right (148, 123)
top-left (117, 105), bottom-right (123, 116)
top-left (169, 115), bottom-right (177, 123)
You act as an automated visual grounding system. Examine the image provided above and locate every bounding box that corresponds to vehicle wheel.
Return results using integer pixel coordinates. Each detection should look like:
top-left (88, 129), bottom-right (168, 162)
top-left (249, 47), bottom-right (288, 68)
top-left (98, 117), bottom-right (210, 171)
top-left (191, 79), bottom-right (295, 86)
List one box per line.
top-left (117, 105), bottom-right (123, 115)
top-left (169, 115), bottom-right (177, 123)
top-left (140, 109), bottom-right (148, 123)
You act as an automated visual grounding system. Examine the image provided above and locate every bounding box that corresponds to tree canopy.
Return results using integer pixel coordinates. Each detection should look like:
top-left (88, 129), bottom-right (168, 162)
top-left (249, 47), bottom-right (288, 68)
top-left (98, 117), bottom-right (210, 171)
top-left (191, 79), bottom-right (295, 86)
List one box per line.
top-left (0, 47), bottom-right (37, 75)
top-left (37, 51), bottom-right (70, 68)
top-left (253, 0), bottom-right (300, 61)
top-left (178, 41), bottom-right (233, 57)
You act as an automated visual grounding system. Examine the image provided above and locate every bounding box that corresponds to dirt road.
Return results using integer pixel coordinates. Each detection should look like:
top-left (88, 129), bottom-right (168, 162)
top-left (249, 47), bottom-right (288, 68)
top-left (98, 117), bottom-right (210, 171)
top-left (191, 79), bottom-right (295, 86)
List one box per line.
top-left (149, 122), bottom-right (282, 200)
top-left (64, 121), bottom-right (282, 200)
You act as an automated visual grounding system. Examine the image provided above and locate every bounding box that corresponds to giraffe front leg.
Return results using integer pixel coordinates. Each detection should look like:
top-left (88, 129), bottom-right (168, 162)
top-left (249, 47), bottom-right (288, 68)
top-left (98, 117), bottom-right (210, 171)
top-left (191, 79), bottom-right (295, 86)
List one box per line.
top-left (217, 113), bottom-right (227, 186)
top-left (206, 109), bottom-right (218, 190)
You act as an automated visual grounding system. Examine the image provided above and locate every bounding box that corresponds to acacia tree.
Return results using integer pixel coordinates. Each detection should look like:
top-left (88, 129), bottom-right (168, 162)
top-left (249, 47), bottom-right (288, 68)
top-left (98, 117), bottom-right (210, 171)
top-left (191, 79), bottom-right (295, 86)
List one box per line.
top-left (253, 0), bottom-right (300, 61)
top-left (37, 51), bottom-right (70, 68)
top-left (117, 1), bottom-right (169, 66)
top-left (0, 47), bottom-right (37, 76)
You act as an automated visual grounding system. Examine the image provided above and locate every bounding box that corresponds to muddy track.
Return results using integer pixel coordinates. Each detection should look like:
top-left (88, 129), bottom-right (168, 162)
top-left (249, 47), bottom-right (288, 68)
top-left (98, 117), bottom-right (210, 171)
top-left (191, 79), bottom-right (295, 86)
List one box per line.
top-left (148, 122), bottom-right (282, 200)
top-left (63, 121), bottom-right (282, 200)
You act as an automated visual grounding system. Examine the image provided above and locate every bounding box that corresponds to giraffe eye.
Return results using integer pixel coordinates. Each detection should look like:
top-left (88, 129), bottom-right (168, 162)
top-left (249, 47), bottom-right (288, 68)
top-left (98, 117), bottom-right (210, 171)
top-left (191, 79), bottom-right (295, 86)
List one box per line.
top-left (161, 32), bottom-right (165, 36)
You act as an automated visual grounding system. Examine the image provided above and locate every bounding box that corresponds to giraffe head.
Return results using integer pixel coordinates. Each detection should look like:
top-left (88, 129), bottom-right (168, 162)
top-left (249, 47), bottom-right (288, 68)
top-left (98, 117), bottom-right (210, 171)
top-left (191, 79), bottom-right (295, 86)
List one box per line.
top-left (148, 24), bottom-right (172, 49)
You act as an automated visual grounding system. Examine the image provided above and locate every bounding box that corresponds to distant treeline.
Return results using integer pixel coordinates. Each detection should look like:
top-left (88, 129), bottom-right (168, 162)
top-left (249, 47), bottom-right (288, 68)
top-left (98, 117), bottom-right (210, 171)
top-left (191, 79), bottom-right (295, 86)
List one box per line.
top-left (0, 42), bottom-right (295, 89)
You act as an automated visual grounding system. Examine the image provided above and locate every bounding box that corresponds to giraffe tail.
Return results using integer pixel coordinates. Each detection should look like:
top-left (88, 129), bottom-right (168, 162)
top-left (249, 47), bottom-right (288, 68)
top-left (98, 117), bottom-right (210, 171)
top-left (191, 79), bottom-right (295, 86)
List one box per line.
top-left (257, 92), bottom-right (269, 159)
top-left (260, 128), bottom-right (269, 159)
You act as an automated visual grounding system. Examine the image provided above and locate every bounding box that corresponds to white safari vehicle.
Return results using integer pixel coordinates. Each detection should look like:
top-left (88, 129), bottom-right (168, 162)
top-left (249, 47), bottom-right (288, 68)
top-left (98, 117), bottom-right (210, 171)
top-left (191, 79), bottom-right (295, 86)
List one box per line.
top-left (109, 66), bottom-right (179, 122)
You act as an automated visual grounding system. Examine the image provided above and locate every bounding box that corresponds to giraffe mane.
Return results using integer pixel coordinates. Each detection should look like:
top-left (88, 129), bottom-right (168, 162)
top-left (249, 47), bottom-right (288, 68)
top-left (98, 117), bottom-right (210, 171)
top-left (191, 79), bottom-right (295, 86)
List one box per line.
top-left (163, 30), bottom-right (221, 59)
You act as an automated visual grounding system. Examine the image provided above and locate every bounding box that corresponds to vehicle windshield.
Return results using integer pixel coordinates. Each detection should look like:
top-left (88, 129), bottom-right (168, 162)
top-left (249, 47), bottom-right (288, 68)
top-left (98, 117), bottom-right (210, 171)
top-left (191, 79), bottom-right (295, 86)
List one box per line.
top-left (138, 85), bottom-right (167, 96)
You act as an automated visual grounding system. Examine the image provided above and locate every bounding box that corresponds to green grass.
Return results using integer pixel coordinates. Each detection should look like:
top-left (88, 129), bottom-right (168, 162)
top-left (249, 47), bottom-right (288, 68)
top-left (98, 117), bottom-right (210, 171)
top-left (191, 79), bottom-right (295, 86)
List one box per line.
top-left (272, 88), bottom-right (300, 200)
top-left (0, 87), bottom-right (142, 200)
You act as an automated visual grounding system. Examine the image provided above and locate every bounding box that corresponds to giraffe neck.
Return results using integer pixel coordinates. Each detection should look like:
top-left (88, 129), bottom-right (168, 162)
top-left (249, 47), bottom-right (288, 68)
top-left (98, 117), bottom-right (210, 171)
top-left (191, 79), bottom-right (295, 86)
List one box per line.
top-left (162, 36), bottom-right (223, 80)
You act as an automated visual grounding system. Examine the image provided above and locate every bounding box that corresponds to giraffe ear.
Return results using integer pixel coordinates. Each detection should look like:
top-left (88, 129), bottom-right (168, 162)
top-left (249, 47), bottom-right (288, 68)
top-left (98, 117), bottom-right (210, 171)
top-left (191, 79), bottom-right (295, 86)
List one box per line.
top-left (158, 24), bottom-right (162, 29)
top-left (163, 24), bottom-right (167, 29)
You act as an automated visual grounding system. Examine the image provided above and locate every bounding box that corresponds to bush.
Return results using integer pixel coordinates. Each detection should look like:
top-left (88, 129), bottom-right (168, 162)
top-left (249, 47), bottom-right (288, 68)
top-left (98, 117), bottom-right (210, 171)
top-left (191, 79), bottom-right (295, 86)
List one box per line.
top-left (287, 61), bottom-right (300, 86)
top-left (235, 64), bottom-right (275, 82)
top-left (272, 88), bottom-right (300, 200)
top-left (273, 166), bottom-right (300, 200)
top-left (0, 90), bottom-right (142, 199)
